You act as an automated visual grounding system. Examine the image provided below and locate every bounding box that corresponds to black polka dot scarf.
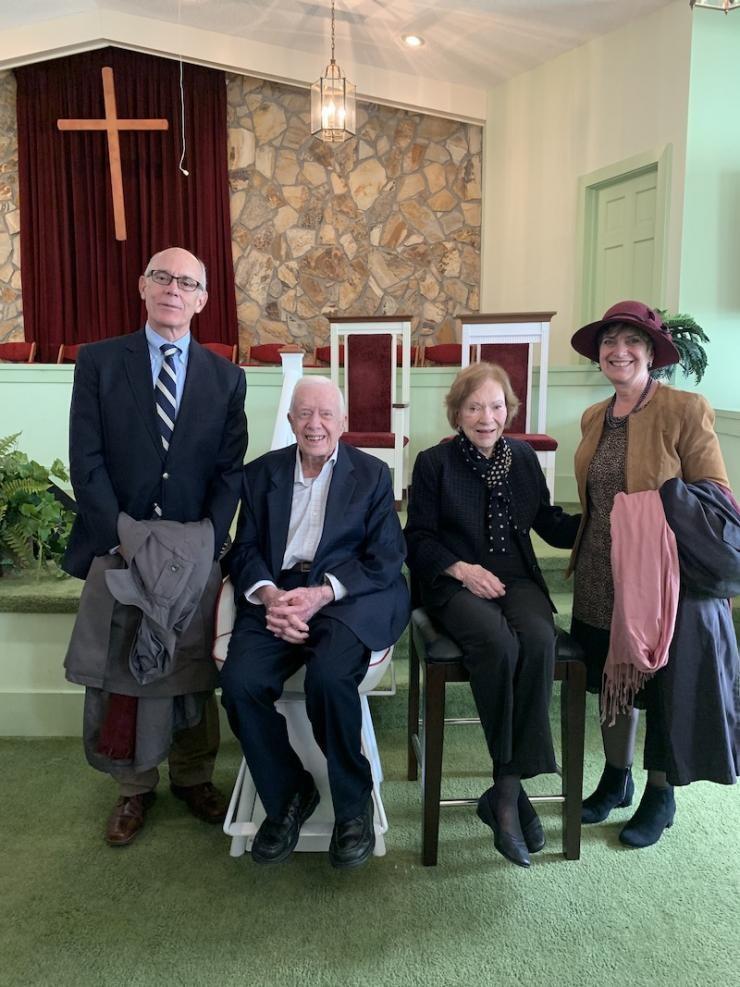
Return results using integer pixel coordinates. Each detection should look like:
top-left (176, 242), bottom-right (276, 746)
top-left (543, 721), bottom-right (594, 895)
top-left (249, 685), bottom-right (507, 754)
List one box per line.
top-left (455, 430), bottom-right (513, 554)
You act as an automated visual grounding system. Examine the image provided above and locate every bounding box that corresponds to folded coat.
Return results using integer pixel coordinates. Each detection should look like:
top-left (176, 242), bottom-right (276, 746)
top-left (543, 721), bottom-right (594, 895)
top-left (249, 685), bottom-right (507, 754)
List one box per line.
top-left (609, 479), bottom-right (740, 786)
top-left (105, 513), bottom-right (215, 685)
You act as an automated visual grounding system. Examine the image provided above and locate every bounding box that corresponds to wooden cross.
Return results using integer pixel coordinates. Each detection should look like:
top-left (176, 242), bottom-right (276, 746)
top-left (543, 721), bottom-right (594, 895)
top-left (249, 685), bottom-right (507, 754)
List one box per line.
top-left (57, 67), bottom-right (169, 241)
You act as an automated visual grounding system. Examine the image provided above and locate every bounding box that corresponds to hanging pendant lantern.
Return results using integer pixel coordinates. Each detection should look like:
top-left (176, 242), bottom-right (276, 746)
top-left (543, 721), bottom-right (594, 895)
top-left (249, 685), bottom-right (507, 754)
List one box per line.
top-left (311, 0), bottom-right (356, 143)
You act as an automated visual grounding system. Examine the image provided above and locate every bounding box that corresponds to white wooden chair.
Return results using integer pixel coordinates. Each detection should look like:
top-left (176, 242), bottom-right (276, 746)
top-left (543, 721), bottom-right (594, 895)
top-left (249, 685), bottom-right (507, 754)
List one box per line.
top-left (460, 312), bottom-right (558, 500)
top-left (329, 316), bottom-right (412, 504)
top-left (213, 577), bottom-right (394, 858)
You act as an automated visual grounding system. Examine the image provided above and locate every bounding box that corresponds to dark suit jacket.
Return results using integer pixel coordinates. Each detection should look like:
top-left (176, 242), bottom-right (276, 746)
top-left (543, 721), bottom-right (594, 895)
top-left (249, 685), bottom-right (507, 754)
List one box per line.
top-left (405, 438), bottom-right (580, 610)
top-left (63, 328), bottom-right (247, 579)
top-left (227, 442), bottom-right (410, 651)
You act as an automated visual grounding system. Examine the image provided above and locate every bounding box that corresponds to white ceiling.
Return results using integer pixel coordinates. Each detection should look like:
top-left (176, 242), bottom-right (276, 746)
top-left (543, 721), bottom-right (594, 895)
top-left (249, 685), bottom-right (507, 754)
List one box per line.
top-left (5, 0), bottom-right (678, 90)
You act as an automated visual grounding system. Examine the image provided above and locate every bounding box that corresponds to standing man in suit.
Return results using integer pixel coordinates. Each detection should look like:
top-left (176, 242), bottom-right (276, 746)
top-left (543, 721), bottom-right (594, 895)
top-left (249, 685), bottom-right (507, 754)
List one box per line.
top-left (63, 246), bottom-right (247, 846)
top-left (220, 376), bottom-right (409, 869)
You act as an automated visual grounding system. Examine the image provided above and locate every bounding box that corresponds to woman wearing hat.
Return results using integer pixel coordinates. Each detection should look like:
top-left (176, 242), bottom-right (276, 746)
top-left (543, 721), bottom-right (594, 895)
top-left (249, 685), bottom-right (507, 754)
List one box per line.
top-left (568, 300), bottom-right (738, 848)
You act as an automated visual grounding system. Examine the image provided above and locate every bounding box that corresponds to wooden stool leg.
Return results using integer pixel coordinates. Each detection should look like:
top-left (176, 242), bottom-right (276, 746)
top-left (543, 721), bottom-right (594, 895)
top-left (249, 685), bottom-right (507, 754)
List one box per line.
top-left (421, 663), bottom-right (446, 866)
top-left (561, 661), bottom-right (586, 860)
top-left (407, 631), bottom-right (420, 782)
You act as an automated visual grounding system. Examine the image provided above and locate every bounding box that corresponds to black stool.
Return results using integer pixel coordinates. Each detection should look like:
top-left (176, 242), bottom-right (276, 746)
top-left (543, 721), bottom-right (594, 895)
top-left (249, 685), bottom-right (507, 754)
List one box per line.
top-left (407, 607), bottom-right (587, 866)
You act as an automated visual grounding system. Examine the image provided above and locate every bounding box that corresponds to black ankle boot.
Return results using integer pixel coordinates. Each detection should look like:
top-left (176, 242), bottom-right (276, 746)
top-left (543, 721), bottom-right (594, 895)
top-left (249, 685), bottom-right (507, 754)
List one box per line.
top-left (619, 783), bottom-right (675, 848)
top-left (582, 763), bottom-right (634, 824)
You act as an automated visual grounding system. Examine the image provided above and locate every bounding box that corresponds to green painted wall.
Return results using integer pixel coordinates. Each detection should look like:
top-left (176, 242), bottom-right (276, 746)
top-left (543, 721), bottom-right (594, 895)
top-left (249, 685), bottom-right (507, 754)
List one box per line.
top-left (679, 12), bottom-right (740, 412)
top-left (2, 366), bottom-right (738, 736)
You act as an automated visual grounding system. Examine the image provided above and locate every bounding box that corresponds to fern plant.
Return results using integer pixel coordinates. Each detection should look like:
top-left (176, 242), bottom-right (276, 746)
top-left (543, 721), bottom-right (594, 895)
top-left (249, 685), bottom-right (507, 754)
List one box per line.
top-left (653, 311), bottom-right (710, 385)
top-left (0, 433), bottom-right (74, 574)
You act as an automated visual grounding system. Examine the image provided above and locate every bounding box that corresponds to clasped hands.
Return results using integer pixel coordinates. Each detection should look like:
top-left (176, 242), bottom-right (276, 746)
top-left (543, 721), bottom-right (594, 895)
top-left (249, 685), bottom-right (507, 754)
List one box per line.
top-left (257, 584), bottom-right (334, 643)
top-left (447, 561), bottom-right (506, 599)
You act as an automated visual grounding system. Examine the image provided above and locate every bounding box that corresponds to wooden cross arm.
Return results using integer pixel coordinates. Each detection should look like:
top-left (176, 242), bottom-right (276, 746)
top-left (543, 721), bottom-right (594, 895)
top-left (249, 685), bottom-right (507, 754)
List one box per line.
top-left (58, 120), bottom-right (169, 131)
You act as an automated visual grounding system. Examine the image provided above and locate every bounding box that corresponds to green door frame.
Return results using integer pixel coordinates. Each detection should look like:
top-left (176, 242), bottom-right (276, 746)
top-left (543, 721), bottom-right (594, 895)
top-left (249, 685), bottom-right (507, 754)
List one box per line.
top-left (574, 145), bottom-right (673, 335)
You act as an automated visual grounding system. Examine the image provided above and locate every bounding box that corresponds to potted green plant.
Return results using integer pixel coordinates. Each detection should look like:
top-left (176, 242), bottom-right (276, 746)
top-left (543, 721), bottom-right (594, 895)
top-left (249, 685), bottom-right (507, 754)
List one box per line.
top-left (653, 311), bottom-right (710, 385)
top-left (0, 433), bottom-right (75, 575)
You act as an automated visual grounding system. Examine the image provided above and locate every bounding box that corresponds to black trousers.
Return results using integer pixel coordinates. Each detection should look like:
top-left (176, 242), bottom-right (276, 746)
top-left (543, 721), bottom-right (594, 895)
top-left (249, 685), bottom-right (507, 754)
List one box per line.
top-left (220, 595), bottom-right (372, 823)
top-left (432, 579), bottom-right (557, 779)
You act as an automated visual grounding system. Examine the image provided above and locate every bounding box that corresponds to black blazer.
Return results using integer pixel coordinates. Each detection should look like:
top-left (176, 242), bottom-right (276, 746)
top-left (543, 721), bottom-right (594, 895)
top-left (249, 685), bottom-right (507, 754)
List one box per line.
top-left (405, 438), bottom-right (580, 610)
top-left (227, 442), bottom-right (410, 651)
top-left (63, 329), bottom-right (247, 579)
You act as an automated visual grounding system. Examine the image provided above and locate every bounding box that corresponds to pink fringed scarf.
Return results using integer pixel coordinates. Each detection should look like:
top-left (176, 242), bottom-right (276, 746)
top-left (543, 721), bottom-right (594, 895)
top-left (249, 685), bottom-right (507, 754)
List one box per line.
top-left (602, 490), bottom-right (680, 725)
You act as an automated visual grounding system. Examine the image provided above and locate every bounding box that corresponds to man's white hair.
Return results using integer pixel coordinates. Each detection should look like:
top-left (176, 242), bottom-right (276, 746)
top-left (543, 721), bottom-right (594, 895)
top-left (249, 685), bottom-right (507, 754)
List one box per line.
top-left (289, 375), bottom-right (345, 415)
top-left (144, 247), bottom-right (207, 291)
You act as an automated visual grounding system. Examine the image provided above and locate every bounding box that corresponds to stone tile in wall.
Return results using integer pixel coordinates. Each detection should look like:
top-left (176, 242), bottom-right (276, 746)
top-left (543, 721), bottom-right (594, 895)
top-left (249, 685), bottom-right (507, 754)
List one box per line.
top-left (227, 76), bottom-right (481, 358)
top-left (0, 71), bottom-right (23, 345)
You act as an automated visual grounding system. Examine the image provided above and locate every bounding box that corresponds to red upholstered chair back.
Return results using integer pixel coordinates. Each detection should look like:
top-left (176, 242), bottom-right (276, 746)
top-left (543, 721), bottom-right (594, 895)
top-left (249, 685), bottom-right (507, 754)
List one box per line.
top-left (0, 341), bottom-right (36, 363)
top-left (347, 335), bottom-right (392, 433)
top-left (201, 341), bottom-right (237, 363)
top-left (315, 344), bottom-right (344, 367)
top-left (423, 343), bottom-right (461, 366)
top-left (245, 343), bottom-right (286, 365)
top-left (479, 343), bottom-right (528, 434)
top-left (57, 343), bottom-right (84, 363)
top-left (398, 344), bottom-right (420, 366)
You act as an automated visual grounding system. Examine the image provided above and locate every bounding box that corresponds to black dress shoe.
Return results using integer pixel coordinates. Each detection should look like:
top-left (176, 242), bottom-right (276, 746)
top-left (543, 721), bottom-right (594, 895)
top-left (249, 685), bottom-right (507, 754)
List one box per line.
top-left (329, 800), bottom-right (375, 870)
top-left (518, 787), bottom-right (545, 854)
top-left (477, 787), bottom-right (530, 868)
top-left (251, 781), bottom-right (320, 865)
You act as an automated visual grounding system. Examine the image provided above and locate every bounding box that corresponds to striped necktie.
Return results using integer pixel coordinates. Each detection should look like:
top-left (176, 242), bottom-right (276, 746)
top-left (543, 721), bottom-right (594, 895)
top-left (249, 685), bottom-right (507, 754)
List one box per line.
top-left (155, 343), bottom-right (180, 453)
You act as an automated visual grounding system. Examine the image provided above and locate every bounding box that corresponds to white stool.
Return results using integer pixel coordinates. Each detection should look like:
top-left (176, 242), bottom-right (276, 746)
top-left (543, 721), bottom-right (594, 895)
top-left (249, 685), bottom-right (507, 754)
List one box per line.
top-left (221, 646), bottom-right (393, 858)
top-left (213, 578), bottom-right (394, 857)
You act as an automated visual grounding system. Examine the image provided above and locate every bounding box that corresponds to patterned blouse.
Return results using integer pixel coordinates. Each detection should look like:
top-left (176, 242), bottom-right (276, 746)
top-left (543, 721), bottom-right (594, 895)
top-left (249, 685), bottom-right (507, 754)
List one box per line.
top-left (572, 419), bottom-right (627, 629)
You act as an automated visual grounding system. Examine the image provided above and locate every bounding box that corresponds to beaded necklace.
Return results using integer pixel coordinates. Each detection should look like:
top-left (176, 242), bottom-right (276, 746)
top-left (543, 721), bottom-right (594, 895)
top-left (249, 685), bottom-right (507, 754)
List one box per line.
top-left (605, 376), bottom-right (654, 429)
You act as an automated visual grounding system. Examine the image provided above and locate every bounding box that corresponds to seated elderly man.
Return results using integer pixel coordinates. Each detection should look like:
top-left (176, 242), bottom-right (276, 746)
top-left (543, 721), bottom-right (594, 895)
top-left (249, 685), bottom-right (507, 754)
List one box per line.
top-left (220, 376), bottom-right (409, 869)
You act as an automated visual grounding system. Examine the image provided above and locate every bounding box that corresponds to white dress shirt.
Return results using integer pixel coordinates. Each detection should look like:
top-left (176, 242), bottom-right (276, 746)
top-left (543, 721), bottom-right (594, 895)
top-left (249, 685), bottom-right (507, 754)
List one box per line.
top-left (245, 445), bottom-right (348, 604)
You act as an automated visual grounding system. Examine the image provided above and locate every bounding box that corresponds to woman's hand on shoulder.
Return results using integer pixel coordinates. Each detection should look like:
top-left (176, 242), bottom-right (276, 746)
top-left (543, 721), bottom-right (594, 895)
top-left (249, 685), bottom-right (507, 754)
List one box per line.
top-left (446, 561), bottom-right (506, 599)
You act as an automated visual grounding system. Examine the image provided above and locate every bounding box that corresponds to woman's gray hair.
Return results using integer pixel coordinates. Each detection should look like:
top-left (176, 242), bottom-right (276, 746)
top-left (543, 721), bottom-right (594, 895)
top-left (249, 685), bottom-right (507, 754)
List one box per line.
top-left (445, 362), bottom-right (520, 431)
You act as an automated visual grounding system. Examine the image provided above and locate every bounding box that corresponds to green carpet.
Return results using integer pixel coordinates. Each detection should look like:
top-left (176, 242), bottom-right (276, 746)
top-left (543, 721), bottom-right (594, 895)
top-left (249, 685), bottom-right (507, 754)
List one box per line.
top-left (2, 685), bottom-right (739, 987)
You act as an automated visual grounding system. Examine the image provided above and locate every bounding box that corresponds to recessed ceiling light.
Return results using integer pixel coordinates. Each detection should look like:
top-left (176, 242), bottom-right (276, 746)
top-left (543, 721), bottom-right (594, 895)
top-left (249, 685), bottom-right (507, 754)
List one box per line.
top-left (402, 34), bottom-right (425, 48)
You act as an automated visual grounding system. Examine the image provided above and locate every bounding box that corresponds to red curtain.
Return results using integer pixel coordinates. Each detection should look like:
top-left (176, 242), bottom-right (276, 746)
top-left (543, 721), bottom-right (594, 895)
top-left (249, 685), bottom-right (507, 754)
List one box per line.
top-left (16, 47), bottom-right (236, 362)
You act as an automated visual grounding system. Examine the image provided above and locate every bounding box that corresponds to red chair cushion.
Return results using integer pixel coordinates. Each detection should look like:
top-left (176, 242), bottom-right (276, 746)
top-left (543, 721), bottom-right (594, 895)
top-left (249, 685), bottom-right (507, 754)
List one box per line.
top-left (507, 432), bottom-right (558, 452)
top-left (424, 344), bottom-right (461, 366)
top-left (201, 342), bottom-right (236, 362)
top-left (0, 342), bottom-right (34, 362)
top-left (440, 432), bottom-right (557, 452)
top-left (59, 344), bottom-right (84, 363)
top-left (341, 432), bottom-right (410, 449)
top-left (396, 344), bottom-right (418, 365)
top-left (247, 343), bottom-right (286, 364)
top-left (315, 344), bottom-right (344, 366)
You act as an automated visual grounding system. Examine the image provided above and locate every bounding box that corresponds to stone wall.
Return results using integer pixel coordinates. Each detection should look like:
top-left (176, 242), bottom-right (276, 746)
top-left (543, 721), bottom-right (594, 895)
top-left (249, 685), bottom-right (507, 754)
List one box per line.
top-left (0, 71), bottom-right (22, 344)
top-left (0, 69), bottom-right (482, 354)
top-left (227, 76), bottom-right (481, 355)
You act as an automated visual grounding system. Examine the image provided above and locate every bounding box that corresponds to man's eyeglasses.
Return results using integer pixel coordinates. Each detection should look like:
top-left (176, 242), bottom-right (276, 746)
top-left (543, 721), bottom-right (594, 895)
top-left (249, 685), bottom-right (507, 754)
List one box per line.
top-left (146, 270), bottom-right (203, 293)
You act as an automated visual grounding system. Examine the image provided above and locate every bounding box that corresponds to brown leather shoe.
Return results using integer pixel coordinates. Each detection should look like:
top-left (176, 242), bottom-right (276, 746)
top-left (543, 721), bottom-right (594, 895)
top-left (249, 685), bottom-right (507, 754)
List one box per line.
top-left (170, 781), bottom-right (228, 824)
top-left (105, 792), bottom-right (156, 847)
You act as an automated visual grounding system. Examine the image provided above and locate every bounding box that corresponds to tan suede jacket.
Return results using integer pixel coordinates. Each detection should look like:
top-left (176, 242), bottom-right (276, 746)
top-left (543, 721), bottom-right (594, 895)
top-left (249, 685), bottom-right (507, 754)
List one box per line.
top-left (566, 381), bottom-right (729, 575)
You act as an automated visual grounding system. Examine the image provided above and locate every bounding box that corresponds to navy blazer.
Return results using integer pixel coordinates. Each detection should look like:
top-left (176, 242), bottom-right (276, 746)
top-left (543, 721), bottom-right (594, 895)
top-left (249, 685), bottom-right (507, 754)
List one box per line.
top-left (405, 438), bottom-right (581, 610)
top-left (228, 442), bottom-right (410, 651)
top-left (63, 328), bottom-right (247, 579)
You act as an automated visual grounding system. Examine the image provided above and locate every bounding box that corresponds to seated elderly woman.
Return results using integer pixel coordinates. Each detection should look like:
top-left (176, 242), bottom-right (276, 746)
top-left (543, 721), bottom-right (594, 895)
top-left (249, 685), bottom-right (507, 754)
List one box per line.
top-left (405, 363), bottom-right (580, 868)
